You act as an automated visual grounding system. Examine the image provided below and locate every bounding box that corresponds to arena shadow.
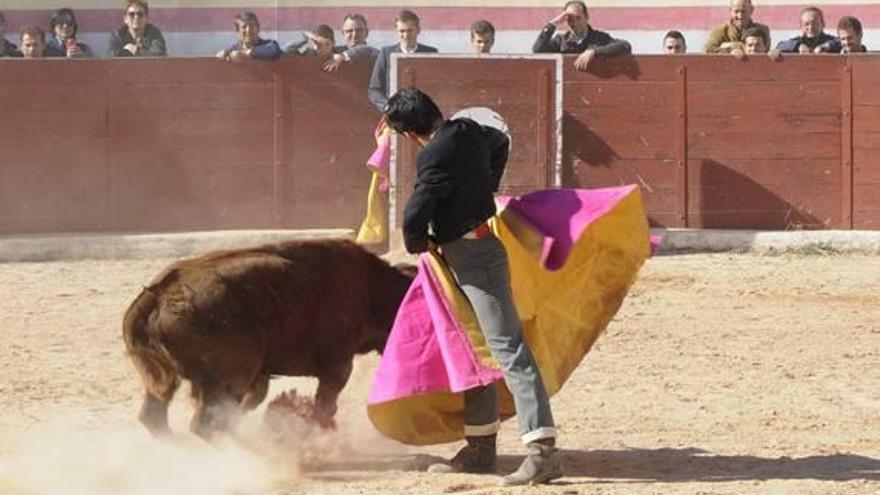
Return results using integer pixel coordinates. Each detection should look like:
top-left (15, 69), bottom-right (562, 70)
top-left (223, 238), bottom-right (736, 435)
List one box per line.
top-left (300, 448), bottom-right (879, 484)
top-left (497, 447), bottom-right (880, 484)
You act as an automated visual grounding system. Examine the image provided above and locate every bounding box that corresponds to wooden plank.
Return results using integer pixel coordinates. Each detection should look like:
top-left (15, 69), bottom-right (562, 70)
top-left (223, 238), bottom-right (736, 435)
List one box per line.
top-left (852, 104), bottom-right (880, 132)
top-left (689, 113), bottom-right (841, 135)
top-left (110, 109), bottom-right (272, 137)
top-left (685, 56), bottom-right (844, 82)
top-left (562, 55), bottom-right (679, 82)
top-left (854, 183), bottom-right (880, 228)
top-left (688, 81), bottom-right (840, 115)
top-left (109, 159), bottom-right (276, 230)
top-left (689, 158), bottom-right (840, 185)
top-left (691, 183), bottom-right (840, 209)
top-left (853, 149), bottom-right (880, 181)
top-left (0, 85), bottom-right (106, 112)
top-left (564, 82), bottom-right (676, 109)
top-left (688, 210), bottom-right (833, 229)
top-left (0, 140), bottom-right (110, 234)
top-left (110, 83), bottom-right (274, 112)
top-left (107, 136), bottom-right (274, 164)
top-left (689, 131), bottom-right (840, 160)
top-left (108, 58), bottom-right (274, 84)
top-left (0, 59), bottom-right (112, 85)
top-left (0, 110), bottom-right (108, 138)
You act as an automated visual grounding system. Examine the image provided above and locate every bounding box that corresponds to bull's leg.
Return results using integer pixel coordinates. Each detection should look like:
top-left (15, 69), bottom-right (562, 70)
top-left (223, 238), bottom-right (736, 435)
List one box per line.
top-left (239, 373), bottom-right (270, 411)
top-left (190, 382), bottom-right (238, 441)
top-left (314, 360), bottom-right (353, 429)
top-left (139, 391), bottom-right (173, 437)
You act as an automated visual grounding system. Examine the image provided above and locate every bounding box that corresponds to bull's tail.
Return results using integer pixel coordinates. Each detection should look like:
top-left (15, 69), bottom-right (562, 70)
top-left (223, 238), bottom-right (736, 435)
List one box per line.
top-left (123, 287), bottom-right (180, 435)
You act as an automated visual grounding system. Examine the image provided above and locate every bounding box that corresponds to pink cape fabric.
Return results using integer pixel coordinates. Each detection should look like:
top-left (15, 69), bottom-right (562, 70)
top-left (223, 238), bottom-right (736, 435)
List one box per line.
top-left (366, 122), bottom-right (391, 192)
top-left (369, 186), bottom-right (651, 405)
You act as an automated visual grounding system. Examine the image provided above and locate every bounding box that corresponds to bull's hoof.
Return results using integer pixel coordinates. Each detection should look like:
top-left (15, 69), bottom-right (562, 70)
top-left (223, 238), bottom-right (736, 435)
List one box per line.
top-left (264, 389), bottom-right (334, 431)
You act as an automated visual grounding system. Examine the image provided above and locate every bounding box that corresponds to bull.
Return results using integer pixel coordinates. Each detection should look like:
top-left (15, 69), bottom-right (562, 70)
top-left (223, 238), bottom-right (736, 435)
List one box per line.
top-left (122, 239), bottom-right (414, 440)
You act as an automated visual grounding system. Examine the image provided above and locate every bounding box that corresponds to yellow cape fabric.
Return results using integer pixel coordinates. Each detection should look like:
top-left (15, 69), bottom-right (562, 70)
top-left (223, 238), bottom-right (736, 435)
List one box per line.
top-left (356, 171), bottom-right (388, 245)
top-left (367, 187), bottom-right (651, 445)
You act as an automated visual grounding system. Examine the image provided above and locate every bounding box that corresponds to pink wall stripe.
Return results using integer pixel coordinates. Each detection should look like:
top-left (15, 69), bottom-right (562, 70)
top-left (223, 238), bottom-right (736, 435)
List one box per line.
top-left (3, 5), bottom-right (880, 32)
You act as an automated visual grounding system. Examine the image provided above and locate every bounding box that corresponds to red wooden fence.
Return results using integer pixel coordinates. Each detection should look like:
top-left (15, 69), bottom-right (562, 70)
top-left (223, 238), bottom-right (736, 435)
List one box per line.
top-left (1, 55), bottom-right (878, 235)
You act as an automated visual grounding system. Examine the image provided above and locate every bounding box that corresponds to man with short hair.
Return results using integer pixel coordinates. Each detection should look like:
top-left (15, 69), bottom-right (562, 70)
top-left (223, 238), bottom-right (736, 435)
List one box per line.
top-left (324, 14), bottom-right (379, 71)
top-left (19, 25), bottom-right (46, 58)
top-left (285, 24), bottom-right (335, 57)
top-left (532, 1), bottom-right (631, 70)
top-left (471, 19), bottom-right (495, 54)
top-left (704, 0), bottom-right (770, 54)
top-left (368, 10), bottom-right (438, 112)
top-left (742, 26), bottom-right (769, 54)
top-left (107, 0), bottom-right (166, 57)
top-left (776, 7), bottom-right (839, 53)
top-left (384, 87), bottom-right (563, 486)
top-left (0, 11), bottom-right (23, 57)
top-left (663, 30), bottom-right (687, 53)
top-left (217, 12), bottom-right (281, 61)
top-left (837, 16), bottom-right (867, 53)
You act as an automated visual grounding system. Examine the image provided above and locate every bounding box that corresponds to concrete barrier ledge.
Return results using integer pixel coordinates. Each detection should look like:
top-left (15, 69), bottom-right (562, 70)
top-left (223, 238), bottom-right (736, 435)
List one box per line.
top-left (654, 229), bottom-right (880, 255)
top-left (1, 228), bottom-right (878, 263)
top-left (0, 229), bottom-right (355, 263)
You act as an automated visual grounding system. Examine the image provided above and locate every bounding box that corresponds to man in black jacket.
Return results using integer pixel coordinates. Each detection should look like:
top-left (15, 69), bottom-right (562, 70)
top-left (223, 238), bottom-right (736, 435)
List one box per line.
top-left (533, 0), bottom-right (631, 70)
top-left (368, 10), bottom-right (437, 112)
top-left (385, 88), bottom-right (563, 486)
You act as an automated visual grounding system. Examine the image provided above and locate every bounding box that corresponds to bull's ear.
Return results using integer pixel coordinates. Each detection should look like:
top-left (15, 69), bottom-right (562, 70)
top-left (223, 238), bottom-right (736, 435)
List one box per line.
top-left (393, 262), bottom-right (418, 278)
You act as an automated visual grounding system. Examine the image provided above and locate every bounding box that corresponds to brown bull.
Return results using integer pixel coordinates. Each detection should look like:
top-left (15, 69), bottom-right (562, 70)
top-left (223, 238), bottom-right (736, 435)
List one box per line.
top-left (122, 239), bottom-right (414, 440)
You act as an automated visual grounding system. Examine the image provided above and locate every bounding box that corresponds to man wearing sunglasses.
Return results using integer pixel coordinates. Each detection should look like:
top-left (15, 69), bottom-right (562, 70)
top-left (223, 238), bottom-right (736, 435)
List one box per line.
top-left (107, 0), bottom-right (166, 57)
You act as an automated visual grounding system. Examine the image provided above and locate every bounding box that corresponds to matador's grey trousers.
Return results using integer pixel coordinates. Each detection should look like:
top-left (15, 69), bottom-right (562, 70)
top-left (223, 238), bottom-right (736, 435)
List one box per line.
top-left (440, 234), bottom-right (556, 444)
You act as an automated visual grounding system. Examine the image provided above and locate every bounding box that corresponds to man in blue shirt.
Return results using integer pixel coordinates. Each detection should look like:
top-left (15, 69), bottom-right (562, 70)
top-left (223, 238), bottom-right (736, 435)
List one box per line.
top-left (776, 6), bottom-right (840, 53)
top-left (217, 12), bottom-right (282, 62)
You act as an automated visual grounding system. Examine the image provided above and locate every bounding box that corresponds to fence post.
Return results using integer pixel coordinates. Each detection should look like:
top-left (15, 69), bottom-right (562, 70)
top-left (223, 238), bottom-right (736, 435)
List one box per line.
top-left (841, 60), bottom-right (854, 229)
top-left (674, 65), bottom-right (689, 228)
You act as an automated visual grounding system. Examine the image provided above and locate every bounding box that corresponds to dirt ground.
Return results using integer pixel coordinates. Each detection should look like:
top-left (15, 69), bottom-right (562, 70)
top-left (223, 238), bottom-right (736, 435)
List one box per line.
top-left (0, 251), bottom-right (878, 495)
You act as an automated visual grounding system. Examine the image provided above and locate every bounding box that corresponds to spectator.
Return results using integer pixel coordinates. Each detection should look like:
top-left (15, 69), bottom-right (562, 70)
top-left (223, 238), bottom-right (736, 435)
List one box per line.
top-left (776, 7), bottom-right (839, 53)
top-left (742, 26), bottom-right (769, 54)
top-left (704, 0), bottom-right (770, 54)
top-left (663, 30), bottom-right (687, 53)
top-left (19, 25), bottom-right (46, 58)
top-left (46, 8), bottom-right (94, 58)
top-left (368, 10), bottom-right (438, 112)
top-left (107, 0), bottom-right (167, 57)
top-left (532, 1), bottom-right (632, 71)
top-left (837, 16), bottom-right (867, 53)
top-left (216, 12), bottom-right (281, 61)
top-left (323, 14), bottom-right (378, 71)
top-left (0, 11), bottom-right (23, 58)
top-left (471, 19), bottom-right (495, 54)
top-left (285, 24), bottom-right (335, 57)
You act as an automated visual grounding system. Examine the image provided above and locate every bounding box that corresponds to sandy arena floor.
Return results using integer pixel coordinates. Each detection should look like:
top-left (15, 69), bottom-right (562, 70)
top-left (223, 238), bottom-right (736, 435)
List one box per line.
top-left (0, 251), bottom-right (878, 495)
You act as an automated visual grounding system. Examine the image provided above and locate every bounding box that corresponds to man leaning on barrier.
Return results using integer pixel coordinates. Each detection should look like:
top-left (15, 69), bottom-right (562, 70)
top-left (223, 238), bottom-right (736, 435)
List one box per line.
top-left (0, 12), bottom-right (23, 58)
top-left (107, 0), bottom-right (166, 57)
top-left (837, 16), bottom-right (867, 54)
top-left (216, 12), bottom-right (281, 62)
top-left (324, 14), bottom-right (379, 72)
top-left (775, 6), bottom-right (840, 54)
top-left (532, 0), bottom-right (631, 71)
top-left (704, 0), bottom-right (770, 54)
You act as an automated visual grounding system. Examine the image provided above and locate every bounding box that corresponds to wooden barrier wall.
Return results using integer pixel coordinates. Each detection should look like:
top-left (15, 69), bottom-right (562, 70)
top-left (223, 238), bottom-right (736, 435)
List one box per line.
top-left (1, 55), bottom-right (879, 235)
top-left (0, 57), bottom-right (378, 234)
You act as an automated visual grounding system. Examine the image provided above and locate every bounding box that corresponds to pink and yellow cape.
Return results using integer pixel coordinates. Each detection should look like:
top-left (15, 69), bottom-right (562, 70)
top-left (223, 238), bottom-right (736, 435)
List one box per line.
top-left (368, 185), bottom-right (653, 445)
top-left (356, 121), bottom-right (392, 245)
